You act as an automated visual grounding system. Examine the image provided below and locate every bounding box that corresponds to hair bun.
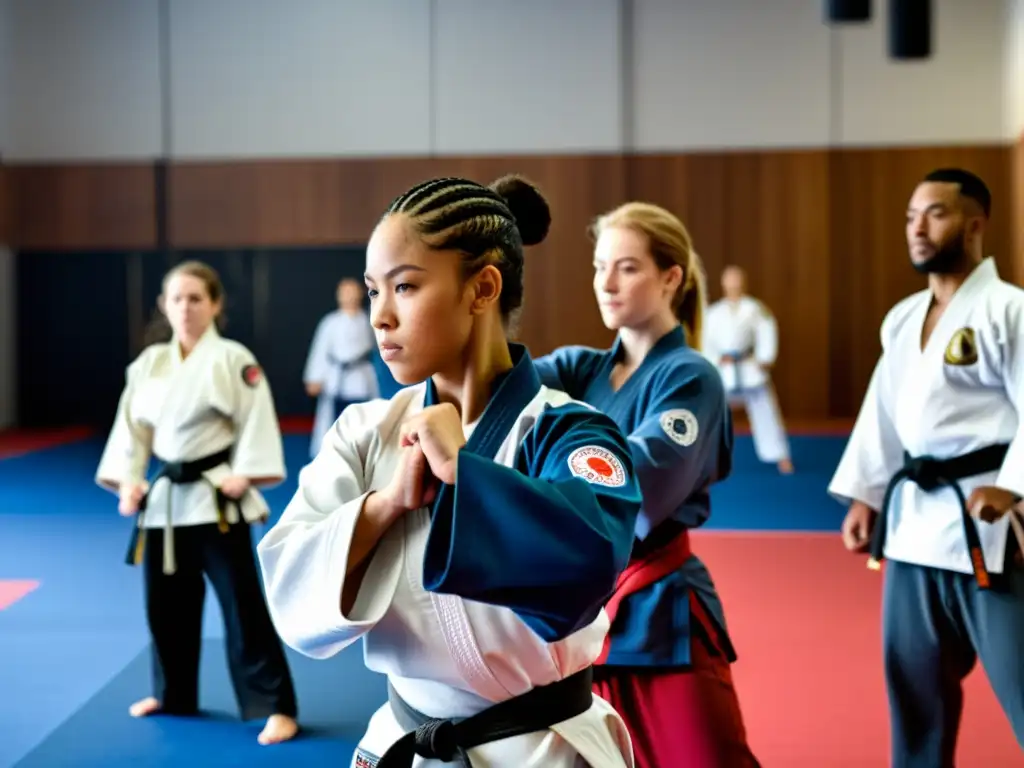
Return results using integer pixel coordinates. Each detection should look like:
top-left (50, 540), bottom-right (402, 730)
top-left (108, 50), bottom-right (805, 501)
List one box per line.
top-left (490, 175), bottom-right (551, 247)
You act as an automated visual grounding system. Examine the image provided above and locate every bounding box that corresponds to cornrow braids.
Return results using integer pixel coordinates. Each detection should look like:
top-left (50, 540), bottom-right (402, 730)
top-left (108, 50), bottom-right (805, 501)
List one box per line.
top-left (384, 175), bottom-right (551, 323)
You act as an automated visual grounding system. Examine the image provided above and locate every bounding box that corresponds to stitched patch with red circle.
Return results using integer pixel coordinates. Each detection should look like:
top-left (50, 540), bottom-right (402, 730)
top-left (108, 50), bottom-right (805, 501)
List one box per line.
top-left (566, 445), bottom-right (627, 487)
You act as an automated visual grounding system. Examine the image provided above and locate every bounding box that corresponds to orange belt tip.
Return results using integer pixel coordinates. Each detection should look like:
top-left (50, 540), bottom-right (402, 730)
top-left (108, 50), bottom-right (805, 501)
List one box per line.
top-left (134, 530), bottom-right (146, 566)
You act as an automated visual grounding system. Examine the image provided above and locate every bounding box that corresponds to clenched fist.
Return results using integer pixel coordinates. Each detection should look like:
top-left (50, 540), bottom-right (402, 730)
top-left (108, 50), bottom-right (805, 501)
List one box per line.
top-left (399, 403), bottom-right (467, 486)
top-left (841, 501), bottom-right (877, 552)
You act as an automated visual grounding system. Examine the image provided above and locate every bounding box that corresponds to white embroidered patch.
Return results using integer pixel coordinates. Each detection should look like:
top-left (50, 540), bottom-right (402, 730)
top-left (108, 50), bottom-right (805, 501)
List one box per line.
top-left (567, 445), bottom-right (627, 487)
top-left (660, 409), bottom-right (698, 447)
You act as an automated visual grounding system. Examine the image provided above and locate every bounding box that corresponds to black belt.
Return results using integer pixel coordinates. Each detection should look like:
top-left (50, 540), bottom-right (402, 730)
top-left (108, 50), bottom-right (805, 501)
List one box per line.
top-left (723, 347), bottom-right (753, 362)
top-left (328, 350), bottom-right (373, 373)
top-left (326, 351), bottom-right (374, 421)
top-left (377, 667), bottom-right (594, 767)
top-left (125, 446), bottom-right (236, 567)
top-left (867, 443), bottom-right (1010, 588)
top-left (723, 347), bottom-right (754, 393)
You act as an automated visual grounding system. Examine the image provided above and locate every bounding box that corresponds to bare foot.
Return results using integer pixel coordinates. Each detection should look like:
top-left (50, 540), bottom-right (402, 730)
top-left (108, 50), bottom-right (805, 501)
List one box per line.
top-left (258, 714), bottom-right (299, 745)
top-left (129, 697), bottom-right (161, 717)
top-left (778, 459), bottom-right (794, 474)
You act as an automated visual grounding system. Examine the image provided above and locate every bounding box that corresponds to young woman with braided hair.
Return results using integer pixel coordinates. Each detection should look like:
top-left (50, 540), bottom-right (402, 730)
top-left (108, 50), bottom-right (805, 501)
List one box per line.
top-left (258, 175), bottom-right (644, 767)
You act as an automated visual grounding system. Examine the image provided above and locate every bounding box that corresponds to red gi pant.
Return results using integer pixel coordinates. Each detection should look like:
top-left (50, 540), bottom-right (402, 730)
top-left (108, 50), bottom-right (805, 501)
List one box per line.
top-left (593, 594), bottom-right (761, 768)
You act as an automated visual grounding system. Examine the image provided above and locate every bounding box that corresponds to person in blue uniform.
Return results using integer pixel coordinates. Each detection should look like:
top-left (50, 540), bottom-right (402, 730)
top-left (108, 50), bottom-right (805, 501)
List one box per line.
top-left (257, 175), bottom-right (645, 767)
top-left (534, 202), bottom-right (760, 768)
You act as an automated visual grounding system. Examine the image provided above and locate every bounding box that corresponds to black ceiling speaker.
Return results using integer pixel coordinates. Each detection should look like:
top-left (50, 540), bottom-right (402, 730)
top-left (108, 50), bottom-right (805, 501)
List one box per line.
top-left (825, 0), bottom-right (871, 22)
top-left (889, 0), bottom-right (932, 59)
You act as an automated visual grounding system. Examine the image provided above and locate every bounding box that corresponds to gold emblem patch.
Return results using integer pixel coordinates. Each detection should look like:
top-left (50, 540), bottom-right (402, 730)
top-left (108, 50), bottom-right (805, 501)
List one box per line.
top-left (943, 327), bottom-right (978, 366)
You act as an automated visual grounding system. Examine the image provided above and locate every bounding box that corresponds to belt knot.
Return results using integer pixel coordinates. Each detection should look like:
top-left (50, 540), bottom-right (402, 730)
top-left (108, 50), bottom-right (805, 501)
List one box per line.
top-left (905, 455), bottom-right (943, 491)
top-left (413, 719), bottom-right (458, 761)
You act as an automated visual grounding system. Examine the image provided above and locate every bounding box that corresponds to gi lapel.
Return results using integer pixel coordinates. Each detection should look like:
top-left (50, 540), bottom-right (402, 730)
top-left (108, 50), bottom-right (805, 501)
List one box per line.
top-left (601, 325), bottom-right (686, 406)
top-left (160, 325), bottom-right (218, 426)
top-left (922, 258), bottom-right (997, 362)
top-left (896, 259), bottom-right (999, 446)
top-left (423, 343), bottom-right (542, 461)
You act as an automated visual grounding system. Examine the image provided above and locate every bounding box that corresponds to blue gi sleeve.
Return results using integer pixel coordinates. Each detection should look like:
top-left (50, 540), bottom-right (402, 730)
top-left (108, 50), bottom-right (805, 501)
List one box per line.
top-left (532, 346), bottom-right (604, 399)
top-left (629, 361), bottom-right (732, 538)
top-left (422, 404), bottom-right (642, 642)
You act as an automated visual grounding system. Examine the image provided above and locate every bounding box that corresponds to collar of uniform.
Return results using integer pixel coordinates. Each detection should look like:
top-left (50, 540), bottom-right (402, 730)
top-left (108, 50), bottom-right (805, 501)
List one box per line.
top-left (919, 257), bottom-right (998, 362)
top-left (947, 257), bottom-right (998, 307)
top-left (424, 343), bottom-right (542, 461)
top-left (970, 256), bottom-right (998, 285)
top-left (171, 323), bottom-right (220, 365)
top-left (610, 324), bottom-right (686, 365)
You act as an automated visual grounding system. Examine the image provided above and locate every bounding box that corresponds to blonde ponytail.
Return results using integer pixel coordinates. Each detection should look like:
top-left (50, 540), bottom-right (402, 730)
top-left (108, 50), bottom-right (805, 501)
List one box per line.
top-left (675, 252), bottom-right (707, 352)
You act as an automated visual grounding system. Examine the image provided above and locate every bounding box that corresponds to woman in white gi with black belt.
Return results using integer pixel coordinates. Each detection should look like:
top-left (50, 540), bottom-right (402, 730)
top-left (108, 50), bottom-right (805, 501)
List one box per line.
top-left (96, 260), bottom-right (299, 745)
top-left (258, 175), bottom-right (644, 767)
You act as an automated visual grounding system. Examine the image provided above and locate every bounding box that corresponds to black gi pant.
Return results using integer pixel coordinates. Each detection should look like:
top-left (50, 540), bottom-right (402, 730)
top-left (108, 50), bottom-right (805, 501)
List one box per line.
top-left (142, 521), bottom-right (297, 720)
top-left (883, 535), bottom-right (1024, 766)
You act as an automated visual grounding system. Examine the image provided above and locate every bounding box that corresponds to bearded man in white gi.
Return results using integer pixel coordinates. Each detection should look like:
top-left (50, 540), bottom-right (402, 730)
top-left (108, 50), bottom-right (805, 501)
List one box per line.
top-left (829, 168), bottom-right (1024, 768)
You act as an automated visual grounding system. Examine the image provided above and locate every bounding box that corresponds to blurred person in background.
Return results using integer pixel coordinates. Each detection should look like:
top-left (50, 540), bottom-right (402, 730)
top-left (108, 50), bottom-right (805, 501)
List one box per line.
top-left (702, 265), bottom-right (793, 474)
top-left (96, 260), bottom-right (299, 746)
top-left (303, 278), bottom-right (380, 457)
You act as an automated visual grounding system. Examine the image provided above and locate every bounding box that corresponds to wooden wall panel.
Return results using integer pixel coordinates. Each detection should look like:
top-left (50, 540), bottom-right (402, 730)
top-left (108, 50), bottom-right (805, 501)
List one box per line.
top-left (169, 156), bottom-right (627, 356)
top-left (1013, 135), bottom-right (1024, 286)
top-left (3, 145), bottom-right (1015, 420)
top-left (828, 145), bottom-right (1013, 418)
top-left (630, 151), bottom-right (832, 420)
top-left (167, 159), bottom-right (426, 248)
top-left (6, 164), bottom-right (156, 250)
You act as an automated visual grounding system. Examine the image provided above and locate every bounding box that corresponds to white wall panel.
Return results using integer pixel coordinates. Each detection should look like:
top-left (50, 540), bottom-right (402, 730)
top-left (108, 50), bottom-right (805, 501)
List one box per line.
top-left (0, 0), bottom-right (11, 154)
top-left (632, 0), bottom-right (832, 150)
top-left (1007, 0), bottom-right (1024, 139)
top-left (5, 0), bottom-right (161, 160)
top-left (169, 0), bottom-right (432, 158)
top-left (0, 0), bottom-right (1017, 159)
top-left (837, 0), bottom-right (1006, 145)
top-left (433, 0), bottom-right (623, 154)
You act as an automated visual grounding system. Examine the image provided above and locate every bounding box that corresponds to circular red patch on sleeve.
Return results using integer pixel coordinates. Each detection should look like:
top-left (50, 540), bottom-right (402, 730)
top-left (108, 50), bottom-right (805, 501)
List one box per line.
top-left (567, 446), bottom-right (627, 487)
top-left (241, 364), bottom-right (262, 388)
